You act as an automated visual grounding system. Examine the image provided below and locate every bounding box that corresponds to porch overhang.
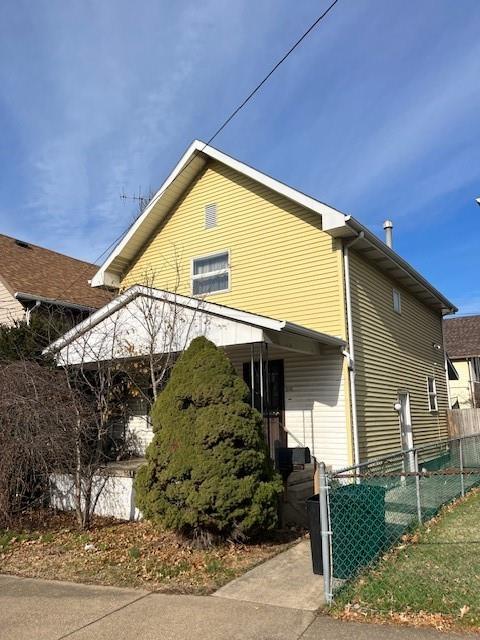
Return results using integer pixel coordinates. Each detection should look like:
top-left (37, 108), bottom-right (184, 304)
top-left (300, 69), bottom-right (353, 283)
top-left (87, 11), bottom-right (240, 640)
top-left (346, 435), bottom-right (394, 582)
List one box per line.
top-left (45, 285), bottom-right (345, 365)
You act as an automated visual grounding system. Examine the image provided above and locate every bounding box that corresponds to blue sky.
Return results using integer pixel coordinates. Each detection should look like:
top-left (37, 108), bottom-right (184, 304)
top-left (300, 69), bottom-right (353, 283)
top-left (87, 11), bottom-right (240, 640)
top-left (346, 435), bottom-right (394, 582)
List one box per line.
top-left (0, 0), bottom-right (479, 313)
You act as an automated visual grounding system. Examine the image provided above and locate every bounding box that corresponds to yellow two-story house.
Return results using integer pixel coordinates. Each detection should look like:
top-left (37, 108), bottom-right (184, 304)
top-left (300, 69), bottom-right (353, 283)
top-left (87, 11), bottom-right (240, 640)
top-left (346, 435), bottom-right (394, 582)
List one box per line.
top-left (52, 141), bottom-right (456, 485)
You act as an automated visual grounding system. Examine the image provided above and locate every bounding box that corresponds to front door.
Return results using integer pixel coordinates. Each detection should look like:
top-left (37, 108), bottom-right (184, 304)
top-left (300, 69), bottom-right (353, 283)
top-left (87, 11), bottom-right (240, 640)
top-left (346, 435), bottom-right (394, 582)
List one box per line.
top-left (242, 359), bottom-right (286, 456)
top-left (398, 390), bottom-right (414, 471)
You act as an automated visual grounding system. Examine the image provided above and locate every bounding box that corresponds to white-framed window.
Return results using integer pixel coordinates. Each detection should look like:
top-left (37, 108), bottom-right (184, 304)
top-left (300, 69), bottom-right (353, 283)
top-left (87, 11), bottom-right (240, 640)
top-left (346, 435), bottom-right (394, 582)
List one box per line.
top-left (192, 251), bottom-right (229, 295)
top-left (205, 203), bottom-right (217, 229)
top-left (427, 376), bottom-right (438, 412)
top-left (393, 288), bottom-right (402, 314)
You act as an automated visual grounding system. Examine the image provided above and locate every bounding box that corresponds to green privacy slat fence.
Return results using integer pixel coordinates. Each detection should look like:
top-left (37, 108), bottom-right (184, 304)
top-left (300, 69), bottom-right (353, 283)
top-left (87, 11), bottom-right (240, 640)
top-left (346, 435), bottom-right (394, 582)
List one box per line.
top-left (317, 433), bottom-right (480, 602)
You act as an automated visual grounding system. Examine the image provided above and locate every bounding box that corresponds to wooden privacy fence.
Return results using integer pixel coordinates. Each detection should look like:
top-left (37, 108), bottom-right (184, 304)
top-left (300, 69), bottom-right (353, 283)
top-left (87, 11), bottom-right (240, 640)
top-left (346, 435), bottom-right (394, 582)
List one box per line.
top-left (447, 408), bottom-right (480, 438)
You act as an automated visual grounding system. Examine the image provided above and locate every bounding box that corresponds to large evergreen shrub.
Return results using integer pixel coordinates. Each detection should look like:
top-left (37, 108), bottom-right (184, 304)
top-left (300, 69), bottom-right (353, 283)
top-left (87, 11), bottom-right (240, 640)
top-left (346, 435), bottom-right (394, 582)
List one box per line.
top-left (135, 336), bottom-right (283, 543)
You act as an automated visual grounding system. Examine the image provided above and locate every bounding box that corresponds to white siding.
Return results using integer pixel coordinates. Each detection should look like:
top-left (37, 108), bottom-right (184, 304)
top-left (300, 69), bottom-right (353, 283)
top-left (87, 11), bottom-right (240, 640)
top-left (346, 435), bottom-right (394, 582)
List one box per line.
top-left (127, 398), bottom-right (153, 455)
top-left (227, 345), bottom-right (349, 469)
top-left (127, 415), bottom-right (153, 455)
top-left (0, 280), bottom-right (23, 325)
top-left (51, 473), bottom-right (140, 521)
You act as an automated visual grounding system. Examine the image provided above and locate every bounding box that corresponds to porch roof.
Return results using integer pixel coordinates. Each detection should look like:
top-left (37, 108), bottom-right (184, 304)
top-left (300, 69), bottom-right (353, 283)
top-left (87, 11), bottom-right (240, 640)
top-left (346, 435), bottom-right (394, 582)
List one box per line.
top-left (45, 285), bottom-right (345, 364)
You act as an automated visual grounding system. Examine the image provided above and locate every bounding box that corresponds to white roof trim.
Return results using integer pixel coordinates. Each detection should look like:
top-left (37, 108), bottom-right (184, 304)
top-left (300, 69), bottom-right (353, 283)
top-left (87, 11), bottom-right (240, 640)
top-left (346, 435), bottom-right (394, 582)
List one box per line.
top-left (91, 140), bottom-right (346, 288)
top-left (45, 285), bottom-right (345, 355)
top-left (323, 214), bottom-right (457, 313)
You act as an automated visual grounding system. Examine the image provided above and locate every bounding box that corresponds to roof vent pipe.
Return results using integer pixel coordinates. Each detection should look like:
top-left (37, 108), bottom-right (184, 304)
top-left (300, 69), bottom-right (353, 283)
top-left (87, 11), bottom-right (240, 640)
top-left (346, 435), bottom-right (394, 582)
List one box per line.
top-left (383, 220), bottom-right (393, 248)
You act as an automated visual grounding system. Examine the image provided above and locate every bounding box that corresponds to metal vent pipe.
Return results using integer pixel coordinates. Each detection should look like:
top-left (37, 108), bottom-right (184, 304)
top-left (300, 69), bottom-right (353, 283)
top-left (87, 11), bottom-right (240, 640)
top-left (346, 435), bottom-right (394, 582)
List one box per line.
top-left (383, 220), bottom-right (393, 248)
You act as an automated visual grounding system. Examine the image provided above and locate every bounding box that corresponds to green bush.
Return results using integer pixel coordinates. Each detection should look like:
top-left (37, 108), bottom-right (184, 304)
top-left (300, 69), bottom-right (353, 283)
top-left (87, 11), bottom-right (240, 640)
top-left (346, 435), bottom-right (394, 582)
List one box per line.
top-left (135, 337), bottom-right (283, 544)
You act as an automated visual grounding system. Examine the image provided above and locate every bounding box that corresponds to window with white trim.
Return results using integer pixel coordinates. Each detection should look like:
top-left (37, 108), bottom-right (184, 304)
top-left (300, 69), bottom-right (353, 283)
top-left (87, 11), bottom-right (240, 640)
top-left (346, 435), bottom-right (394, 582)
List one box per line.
top-left (393, 288), bottom-right (402, 314)
top-left (427, 376), bottom-right (438, 411)
top-left (192, 251), bottom-right (229, 295)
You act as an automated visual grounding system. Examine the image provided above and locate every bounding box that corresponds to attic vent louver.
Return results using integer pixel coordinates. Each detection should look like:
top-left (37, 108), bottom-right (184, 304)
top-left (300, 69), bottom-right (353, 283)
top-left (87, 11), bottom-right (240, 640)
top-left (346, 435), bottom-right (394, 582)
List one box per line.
top-left (205, 203), bottom-right (217, 229)
top-left (15, 239), bottom-right (30, 249)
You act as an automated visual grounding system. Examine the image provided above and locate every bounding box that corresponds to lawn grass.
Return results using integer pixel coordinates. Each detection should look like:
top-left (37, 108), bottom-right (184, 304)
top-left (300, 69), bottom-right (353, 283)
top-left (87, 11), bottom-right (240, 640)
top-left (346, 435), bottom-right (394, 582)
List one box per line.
top-left (0, 510), bottom-right (301, 594)
top-left (332, 488), bottom-right (480, 631)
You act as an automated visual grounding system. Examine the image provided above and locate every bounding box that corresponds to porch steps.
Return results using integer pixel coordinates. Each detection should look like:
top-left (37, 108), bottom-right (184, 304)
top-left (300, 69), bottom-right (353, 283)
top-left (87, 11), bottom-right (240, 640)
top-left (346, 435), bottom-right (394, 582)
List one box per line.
top-left (281, 464), bottom-right (315, 527)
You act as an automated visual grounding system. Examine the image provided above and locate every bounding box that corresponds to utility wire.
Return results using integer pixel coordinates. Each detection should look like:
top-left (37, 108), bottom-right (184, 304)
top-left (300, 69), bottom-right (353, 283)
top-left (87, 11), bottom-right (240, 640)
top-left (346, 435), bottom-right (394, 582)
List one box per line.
top-left (55, 0), bottom-right (341, 303)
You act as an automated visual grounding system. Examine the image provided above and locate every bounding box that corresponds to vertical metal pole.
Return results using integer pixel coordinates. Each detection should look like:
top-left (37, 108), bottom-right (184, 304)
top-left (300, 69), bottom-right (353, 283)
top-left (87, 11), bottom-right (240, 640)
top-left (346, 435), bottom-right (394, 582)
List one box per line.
top-left (459, 438), bottom-right (465, 497)
top-left (319, 462), bottom-right (332, 604)
top-left (250, 344), bottom-right (255, 409)
top-left (259, 343), bottom-right (264, 417)
top-left (414, 448), bottom-right (422, 525)
top-left (265, 343), bottom-right (272, 451)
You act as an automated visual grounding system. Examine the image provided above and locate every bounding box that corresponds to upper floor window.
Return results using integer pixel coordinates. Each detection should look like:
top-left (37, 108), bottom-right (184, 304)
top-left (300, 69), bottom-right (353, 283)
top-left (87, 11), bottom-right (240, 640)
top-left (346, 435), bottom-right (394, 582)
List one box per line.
top-left (192, 251), bottom-right (229, 295)
top-left (205, 203), bottom-right (217, 229)
top-left (427, 376), bottom-right (438, 411)
top-left (392, 288), bottom-right (402, 314)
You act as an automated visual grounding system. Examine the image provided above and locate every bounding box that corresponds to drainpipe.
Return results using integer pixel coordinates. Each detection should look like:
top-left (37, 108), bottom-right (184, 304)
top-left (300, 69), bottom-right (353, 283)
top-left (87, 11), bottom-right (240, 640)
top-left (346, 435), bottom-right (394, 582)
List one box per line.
top-left (441, 317), bottom-right (452, 409)
top-left (24, 300), bottom-right (41, 326)
top-left (343, 231), bottom-right (364, 467)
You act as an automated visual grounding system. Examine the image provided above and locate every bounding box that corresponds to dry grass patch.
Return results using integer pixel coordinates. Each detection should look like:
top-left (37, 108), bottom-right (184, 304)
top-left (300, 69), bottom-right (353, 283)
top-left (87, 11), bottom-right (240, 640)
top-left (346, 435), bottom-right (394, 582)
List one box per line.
top-left (0, 510), bottom-right (301, 593)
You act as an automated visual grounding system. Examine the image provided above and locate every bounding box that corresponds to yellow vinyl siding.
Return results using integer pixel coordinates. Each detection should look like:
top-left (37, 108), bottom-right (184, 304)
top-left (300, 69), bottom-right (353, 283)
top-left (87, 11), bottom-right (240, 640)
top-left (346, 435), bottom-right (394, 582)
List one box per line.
top-left (122, 160), bottom-right (344, 336)
top-left (349, 250), bottom-right (448, 459)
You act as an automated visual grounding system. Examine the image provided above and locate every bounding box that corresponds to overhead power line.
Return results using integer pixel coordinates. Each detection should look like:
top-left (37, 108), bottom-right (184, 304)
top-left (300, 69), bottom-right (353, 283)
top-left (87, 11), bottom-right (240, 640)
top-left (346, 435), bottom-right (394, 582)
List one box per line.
top-left (55, 0), bottom-right (341, 303)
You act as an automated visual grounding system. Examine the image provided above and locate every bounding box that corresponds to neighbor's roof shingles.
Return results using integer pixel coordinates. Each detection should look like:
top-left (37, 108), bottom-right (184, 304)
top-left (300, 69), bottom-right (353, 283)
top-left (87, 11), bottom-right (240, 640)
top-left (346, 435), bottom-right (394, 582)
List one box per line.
top-left (444, 316), bottom-right (480, 359)
top-left (0, 234), bottom-right (112, 309)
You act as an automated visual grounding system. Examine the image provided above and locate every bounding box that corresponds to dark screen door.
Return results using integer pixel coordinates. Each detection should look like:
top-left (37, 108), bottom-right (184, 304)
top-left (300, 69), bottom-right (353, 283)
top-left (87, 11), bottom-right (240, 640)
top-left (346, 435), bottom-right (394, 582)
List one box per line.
top-left (242, 359), bottom-right (286, 454)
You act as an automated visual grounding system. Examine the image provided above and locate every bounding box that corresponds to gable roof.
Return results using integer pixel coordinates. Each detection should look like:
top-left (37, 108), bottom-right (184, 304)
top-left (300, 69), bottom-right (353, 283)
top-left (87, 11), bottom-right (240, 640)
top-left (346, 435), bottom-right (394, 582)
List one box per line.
top-left (444, 316), bottom-right (480, 359)
top-left (91, 140), bottom-right (456, 314)
top-left (91, 140), bottom-right (346, 289)
top-left (0, 234), bottom-right (112, 310)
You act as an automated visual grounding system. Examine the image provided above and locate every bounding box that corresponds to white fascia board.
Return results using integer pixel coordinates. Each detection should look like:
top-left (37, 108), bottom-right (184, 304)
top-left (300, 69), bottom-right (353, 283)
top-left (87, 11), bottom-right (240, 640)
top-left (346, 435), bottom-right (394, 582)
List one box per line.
top-left (91, 140), bottom-right (347, 288)
top-left (91, 140), bottom-right (204, 288)
top-left (344, 217), bottom-right (457, 313)
top-left (320, 211), bottom-right (355, 237)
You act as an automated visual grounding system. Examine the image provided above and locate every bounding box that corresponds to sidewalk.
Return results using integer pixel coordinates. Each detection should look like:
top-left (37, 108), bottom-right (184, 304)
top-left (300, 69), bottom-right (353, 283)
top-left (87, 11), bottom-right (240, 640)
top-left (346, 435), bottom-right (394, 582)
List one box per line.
top-left (0, 574), bottom-right (470, 640)
top-left (213, 539), bottom-right (325, 610)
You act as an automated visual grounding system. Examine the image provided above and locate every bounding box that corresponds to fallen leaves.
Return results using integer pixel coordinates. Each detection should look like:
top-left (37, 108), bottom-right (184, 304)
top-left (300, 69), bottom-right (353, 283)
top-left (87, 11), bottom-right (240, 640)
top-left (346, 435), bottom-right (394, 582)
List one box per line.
top-left (0, 509), bottom-right (301, 594)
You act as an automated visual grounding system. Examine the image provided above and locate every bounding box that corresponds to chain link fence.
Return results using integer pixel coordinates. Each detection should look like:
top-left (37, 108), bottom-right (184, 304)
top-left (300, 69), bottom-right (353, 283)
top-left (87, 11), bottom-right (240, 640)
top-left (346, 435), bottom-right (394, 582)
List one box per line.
top-left (317, 434), bottom-right (480, 602)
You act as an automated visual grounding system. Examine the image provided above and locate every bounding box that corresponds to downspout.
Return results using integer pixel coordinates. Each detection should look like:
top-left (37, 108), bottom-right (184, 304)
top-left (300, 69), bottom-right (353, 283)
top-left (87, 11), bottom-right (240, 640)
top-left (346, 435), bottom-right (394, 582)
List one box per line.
top-left (343, 231), bottom-right (364, 467)
top-left (24, 300), bottom-right (41, 326)
top-left (441, 315), bottom-right (452, 409)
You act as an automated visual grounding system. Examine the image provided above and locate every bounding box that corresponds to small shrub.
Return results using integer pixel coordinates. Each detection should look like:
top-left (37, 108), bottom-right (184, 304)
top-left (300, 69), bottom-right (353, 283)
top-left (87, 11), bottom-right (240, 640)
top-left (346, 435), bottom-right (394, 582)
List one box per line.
top-left (205, 557), bottom-right (224, 575)
top-left (135, 337), bottom-right (283, 544)
top-left (128, 546), bottom-right (141, 559)
top-left (0, 532), bottom-right (15, 550)
top-left (40, 532), bottom-right (54, 544)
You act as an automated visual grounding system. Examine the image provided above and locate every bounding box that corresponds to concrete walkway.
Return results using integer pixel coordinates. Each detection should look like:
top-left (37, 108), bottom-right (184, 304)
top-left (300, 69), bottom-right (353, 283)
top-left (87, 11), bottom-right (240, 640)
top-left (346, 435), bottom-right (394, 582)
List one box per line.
top-left (0, 574), bottom-right (471, 640)
top-left (213, 539), bottom-right (324, 610)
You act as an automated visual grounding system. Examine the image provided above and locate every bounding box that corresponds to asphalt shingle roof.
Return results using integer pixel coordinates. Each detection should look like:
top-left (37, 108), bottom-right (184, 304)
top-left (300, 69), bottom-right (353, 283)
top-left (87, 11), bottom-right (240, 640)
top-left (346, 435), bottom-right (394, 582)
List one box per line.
top-left (0, 234), bottom-right (112, 310)
top-left (444, 316), bottom-right (480, 359)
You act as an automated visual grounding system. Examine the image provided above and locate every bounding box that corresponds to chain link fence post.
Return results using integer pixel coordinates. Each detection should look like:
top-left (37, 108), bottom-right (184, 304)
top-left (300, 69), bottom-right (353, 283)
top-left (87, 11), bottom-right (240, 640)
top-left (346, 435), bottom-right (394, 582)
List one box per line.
top-left (319, 462), bottom-right (332, 604)
top-left (459, 438), bottom-right (465, 497)
top-left (414, 448), bottom-right (422, 525)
